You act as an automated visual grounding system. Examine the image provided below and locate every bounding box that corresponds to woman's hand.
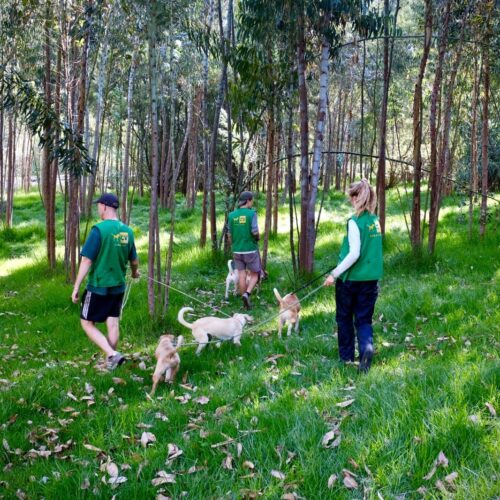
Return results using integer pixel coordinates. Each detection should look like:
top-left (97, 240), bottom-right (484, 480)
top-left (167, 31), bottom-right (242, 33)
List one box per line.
top-left (323, 275), bottom-right (335, 287)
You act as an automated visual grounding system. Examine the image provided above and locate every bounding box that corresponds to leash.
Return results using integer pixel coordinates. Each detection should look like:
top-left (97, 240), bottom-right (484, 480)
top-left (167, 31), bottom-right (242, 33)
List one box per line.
top-left (173, 282), bottom-right (326, 349)
top-left (145, 275), bottom-right (232, 318)
top-left (288, 266), bottom-right (336, 296)
top-left (120, 278), bottom-right (135, 319)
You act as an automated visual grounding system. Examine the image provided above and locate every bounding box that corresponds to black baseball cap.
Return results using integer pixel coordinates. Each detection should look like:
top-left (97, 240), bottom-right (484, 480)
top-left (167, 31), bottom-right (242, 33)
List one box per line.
top-left (238, 191), bottom-right (253, 206)
top-left (94, 193), bottom-right (119, 209)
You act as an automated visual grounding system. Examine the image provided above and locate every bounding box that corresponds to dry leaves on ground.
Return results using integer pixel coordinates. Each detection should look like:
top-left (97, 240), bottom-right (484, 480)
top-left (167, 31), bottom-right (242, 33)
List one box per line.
top-left (423, 451), bottom-right (449, 480)
top-left (327, 474), bottom-right (338, 489)
top-left (151, 470), bottom-right (176, 486)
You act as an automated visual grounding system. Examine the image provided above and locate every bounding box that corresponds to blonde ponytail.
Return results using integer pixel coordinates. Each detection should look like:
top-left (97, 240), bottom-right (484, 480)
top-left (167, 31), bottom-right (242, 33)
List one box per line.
top-left (348, 179), bottom-right (377, 215)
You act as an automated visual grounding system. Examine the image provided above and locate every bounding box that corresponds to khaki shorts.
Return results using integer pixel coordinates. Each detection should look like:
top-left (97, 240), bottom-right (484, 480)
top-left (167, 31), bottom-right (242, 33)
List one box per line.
top-left (233, 252), bottom-right (261, 273)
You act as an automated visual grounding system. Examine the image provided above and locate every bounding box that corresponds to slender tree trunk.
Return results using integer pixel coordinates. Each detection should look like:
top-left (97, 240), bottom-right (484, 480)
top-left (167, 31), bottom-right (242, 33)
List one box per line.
top-left (479, 2), bottom-right (492, 237)
top-left (427, 0), bottom-right (452, 253)
top-left (468, 54), bottom-right (479, 238)
top-left (410, 0), bottom-right (432, 249)
top-left (360, 40), bottom-right (366, 179)
top-left (5, 114), bottom-right (15, 228)
top-left (262, 110), bottom-right (274, 270)
top-left (376, 0), bottom-right (399, 234)
top-left (186, 87), bottom-right (202, 209)
top-left (121, 37), bottom-right (138, 222)
top-left (306, 25), bottom-right (330, 271)
top-left (43, 3), bottom-right (55, 266)
top-left (147, 2), bottom-right (161, 315)
top-left (0, 106), bottom-right (4, 218)
top-left (297, 15), bottom-right (310, 273)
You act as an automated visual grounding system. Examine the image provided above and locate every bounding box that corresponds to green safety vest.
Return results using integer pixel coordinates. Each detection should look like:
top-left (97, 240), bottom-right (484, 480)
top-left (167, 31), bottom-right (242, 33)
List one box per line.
top-left (228, 207), bottom-right (258, 253)
top-left (338, 211), bottom-right (383, 281)
top-left (87, 220), bottom-right (135, 288)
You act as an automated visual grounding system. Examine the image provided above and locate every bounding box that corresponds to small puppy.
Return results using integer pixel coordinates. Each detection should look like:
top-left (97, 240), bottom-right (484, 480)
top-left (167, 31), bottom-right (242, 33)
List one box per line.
top-left (177, 306), bottom-right (253, 355)
top-left (273, 288), bottom-right (301, 337)
top-left (225, 259), bottom-right (248, 299)
top-left (151, 334), bottom-right (183, 395)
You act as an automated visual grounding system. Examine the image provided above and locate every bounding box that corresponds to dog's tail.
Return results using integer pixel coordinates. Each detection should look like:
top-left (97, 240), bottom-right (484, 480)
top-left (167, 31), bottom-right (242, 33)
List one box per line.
top-left (177, 307), bottom-right (194, 330)
top-left (228, 259), bottom-right (234, 273)
top-left (273, 288), bottom-right (284, 304)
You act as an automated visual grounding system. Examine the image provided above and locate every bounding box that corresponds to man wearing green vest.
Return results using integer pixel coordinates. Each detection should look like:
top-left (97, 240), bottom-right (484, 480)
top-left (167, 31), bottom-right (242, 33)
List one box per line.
top-left (324, 180), bottom-right (383, 373)
top-left (228, 191), bottom-right (261, 309)
top-left (72, 193), bottom-right (139, 370)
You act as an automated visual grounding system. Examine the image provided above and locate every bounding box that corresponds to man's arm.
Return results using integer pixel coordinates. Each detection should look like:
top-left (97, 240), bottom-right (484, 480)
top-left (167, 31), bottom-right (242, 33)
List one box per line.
top-left (72, 257), bottom-right (93, 303)
top-left (130, 258), bottom-right (140, 279)
top-left (251, 212), bottom-right (260, 241)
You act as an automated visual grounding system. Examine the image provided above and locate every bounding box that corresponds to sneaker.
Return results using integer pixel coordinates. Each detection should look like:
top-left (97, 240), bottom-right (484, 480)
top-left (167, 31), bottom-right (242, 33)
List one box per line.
top-left (106, 352), bottom-right (126, 371)
top-left (358, 350), bottom-right (373, 373)
top-left (242, 292), bottom-right (251, 310)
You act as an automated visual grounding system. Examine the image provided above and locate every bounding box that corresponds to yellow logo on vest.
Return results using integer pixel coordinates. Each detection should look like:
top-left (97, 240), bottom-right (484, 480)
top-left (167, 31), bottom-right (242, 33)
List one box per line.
top-left (238, 216), bottom-right (247, 224)
top-left (368, 220), bottom-right (381, 237)
top-left (113, 232), bottom-right (129, 245)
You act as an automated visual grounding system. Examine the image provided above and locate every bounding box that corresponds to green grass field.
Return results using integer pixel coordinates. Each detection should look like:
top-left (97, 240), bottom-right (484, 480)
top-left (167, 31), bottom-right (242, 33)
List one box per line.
top-left (0, 189), bottom-right (499, 499)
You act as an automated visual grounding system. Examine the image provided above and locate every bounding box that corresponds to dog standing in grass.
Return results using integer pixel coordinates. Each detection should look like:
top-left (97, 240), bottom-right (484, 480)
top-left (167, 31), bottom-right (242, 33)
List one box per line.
top-left (151, 334), bottom-right (183, 395)
top-left (273, 288), bottom-right (301, 337)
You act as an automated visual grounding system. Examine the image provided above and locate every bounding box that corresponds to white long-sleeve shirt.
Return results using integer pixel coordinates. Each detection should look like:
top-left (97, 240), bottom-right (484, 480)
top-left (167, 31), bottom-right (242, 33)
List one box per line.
top-left (331, 219), bottom-right (361, 279)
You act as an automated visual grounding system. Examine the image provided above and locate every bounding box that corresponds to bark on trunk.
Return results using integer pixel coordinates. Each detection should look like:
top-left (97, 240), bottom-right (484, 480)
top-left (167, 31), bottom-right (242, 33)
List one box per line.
top-left (121, 38), bottom-right (138, 222)
top-left (427, 0), bottom-right (452, 253)
top-left (147, 3), bottom-right (161, 315)
top-left (410, 0), bottom-right (432, 249)
top-left (262, 110), bottom-right (275, 270)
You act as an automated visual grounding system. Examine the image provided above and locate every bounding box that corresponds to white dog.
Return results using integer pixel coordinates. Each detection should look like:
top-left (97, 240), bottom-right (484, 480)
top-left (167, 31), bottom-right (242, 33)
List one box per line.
top-left (177, 306), bottom-right (253, 355)
top-left (225, 259), bottom-right (248, 300)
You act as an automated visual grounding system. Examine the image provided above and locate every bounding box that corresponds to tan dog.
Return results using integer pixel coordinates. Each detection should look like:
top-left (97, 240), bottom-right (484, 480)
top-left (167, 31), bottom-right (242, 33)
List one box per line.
top-left (151, 334), bottom-right (183, 395)
top-left (273, 288), bottom-right (301, 337)
top-left (177, 307), bottom-right (253, 355)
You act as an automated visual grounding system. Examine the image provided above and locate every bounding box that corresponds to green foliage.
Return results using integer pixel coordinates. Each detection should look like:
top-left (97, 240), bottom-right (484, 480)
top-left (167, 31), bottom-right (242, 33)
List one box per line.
top-left (0, 70), bottom-right (95, 178)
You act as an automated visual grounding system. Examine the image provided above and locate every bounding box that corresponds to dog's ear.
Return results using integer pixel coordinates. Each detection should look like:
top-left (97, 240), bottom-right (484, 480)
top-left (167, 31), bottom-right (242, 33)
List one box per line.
top-left (245, 314), bottom-right (254, 322)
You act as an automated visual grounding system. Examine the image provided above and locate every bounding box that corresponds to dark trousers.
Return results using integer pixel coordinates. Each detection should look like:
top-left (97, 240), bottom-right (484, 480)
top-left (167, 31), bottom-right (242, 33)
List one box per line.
top-left (335, 280), bottom-right (378, 362)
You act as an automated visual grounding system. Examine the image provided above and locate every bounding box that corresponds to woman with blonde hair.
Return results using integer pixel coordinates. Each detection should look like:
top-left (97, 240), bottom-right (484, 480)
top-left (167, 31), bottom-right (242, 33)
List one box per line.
top-left (324, 179), bottom-right (383, 372)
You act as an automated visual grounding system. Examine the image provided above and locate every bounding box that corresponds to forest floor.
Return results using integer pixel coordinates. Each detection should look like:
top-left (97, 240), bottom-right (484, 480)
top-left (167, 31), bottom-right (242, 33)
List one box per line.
top-left (0, 188), bottom-right (499, 499)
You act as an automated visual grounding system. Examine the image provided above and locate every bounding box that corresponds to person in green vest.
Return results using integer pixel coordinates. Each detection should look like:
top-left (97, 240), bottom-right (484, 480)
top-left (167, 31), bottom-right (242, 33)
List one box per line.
top-left (228, 191), bottom-right (261, 309)
top-left (324, 179), bottom-right (383, 373)
top-left (71, 193), bottom-right (139, 370)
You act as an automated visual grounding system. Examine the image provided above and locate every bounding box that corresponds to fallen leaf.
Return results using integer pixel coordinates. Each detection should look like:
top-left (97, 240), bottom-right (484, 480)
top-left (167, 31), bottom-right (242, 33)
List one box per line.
top-left (445, 471), bottom-right (458, 485)
top-left (343, 473), bottom-right (358, 489)
top-left (336, 399), bottom-right (355, 408)
top-left (85, 383), bottom-right (94, 394)
top-left (137, 422), bottom-right (153, 429)
top-left (108, 476), bottom-right (127, 485)
top-left (271, 470), bottom-right (285, 480)
top-left (138, 361), bottom-right (147, 370)
top-left (83, 444), bottom-right (103, 453)
top-left (112, 377), bottom-right (126, 385)
top-left (194, 396), bottom-right (210, 405)
top-left (141, 432), bottom-right (157, 448)
top-left (435, 479), bottom-right (448, 494)
top-left (485, 402), bottom-right (497, 417)
top-left (436, 451), bottom-right (449, 468)
top-left (107, 462), bottom-right (119, 477)
top-left (66, 392), bottom-right (78, 401)
top-left (282, 494), bottom-right (297, 500)
top-left (223, 454), bottom-right (234, 470)
top-left (151, 471), bottom-right (176, 486)
top-left (348, 458), bottom-right (359, 469)
top-left (166, 443), bottom-right (183, 464)
top-left (327, 474), bottom-right (338, 488)
top-left (3, 439), bottom-right (10, 452)
top-left (243, 461), bottom-right (255, 470)
top-left (81, 477), bottom-right (90, 490)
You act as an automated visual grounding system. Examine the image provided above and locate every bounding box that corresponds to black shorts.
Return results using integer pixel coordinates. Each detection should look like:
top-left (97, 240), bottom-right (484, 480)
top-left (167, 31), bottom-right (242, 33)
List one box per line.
top-left (80, 290), bottom-right (124, 323)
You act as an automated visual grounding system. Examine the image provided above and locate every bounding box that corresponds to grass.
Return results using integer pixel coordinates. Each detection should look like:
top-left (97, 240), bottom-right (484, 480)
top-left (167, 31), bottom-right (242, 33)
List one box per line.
top-left (0, 187), bottom-right (499, 499)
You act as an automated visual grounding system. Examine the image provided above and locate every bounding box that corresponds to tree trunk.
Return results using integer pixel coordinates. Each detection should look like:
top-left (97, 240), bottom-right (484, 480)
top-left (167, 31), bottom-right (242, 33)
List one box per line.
top-left (147, 1), bottom-right (161, 315)
top-left (297, 15), bottom-right (310, 273)
top-left (121, 37), bottom-right (138, 222)
top-left (306, 27), bottom-right (330, 271)
top-left (86, 14), bottom-right (111, 217)
top-left (5, 114), bottom-right (15, 228)
top-left (376, 0), bottom-right (399, 234)
top-left (262, 110), bottom-right (274, 271)
top-left (479, 1), bottom-right (492, 237)
top-left (427, 0), bottom-right (452, 253)
top-left (468, 53), bottom-right (480, 238)
top-left (186, 87), bottom-right (202, 209)
top-left (410, 0), bottom-right (432, 249)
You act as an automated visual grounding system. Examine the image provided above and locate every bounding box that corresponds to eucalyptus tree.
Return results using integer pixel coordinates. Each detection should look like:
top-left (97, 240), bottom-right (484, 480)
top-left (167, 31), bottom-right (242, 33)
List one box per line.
top-left (239, 0), bottom-right (380, 273)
